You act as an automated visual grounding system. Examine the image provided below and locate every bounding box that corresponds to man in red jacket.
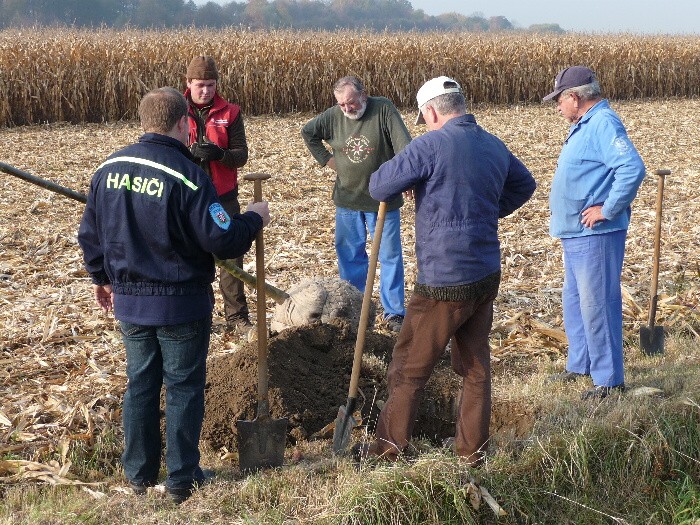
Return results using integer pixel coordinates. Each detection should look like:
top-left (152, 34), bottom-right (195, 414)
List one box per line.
top-left (185, 56), bottom-right (252, 333)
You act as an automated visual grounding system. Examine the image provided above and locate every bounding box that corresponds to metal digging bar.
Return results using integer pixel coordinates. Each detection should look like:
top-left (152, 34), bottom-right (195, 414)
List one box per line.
top-left (0, 162), bottom-right (288, 302)
top-left (1, 162), bottom-right (89, 204)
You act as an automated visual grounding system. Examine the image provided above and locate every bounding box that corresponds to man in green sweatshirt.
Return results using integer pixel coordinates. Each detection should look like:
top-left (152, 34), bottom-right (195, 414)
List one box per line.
top-left (301, 76), bottom-right (411, 331)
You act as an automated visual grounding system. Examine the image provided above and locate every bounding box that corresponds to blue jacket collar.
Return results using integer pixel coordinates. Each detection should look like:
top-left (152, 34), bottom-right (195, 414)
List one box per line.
top-left (139, 133), bottom-right (193, 159)
top-left (567, 99), bottom-right (609, 140)
top-left (444, 113), bottom-right (477, 127)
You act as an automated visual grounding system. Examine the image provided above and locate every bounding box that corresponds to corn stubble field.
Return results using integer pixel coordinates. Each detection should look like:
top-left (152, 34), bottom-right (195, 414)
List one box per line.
top-left (1, 29), bottom-right (700, 523)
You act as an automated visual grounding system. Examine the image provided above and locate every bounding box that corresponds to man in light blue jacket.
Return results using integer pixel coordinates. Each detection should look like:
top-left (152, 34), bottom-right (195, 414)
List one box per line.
top-left (543, 66), bottom-right (645, 399)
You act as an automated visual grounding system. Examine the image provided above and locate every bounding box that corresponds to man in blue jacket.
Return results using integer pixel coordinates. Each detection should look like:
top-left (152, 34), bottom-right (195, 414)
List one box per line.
top-left (363, 77), bottom-right (536, 465)
top-left (543, 66), bottom-right (645, 400)
top-left (78, 87), bottom-right (270, 503)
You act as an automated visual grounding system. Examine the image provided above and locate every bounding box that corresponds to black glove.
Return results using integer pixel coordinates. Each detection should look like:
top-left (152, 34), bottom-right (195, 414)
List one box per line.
top-left (190, 141), bottom-right (225, 162)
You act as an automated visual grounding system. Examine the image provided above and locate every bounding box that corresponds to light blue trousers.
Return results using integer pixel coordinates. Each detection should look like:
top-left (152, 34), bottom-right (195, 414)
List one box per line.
top-left (562, 230), bottom-right (627, 387)
top-left (334, 206), bottom-right (405, 317)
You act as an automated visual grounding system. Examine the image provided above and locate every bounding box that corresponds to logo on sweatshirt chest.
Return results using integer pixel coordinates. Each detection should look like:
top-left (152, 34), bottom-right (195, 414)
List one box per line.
top-left (342, 134), bottom-right (375, 164)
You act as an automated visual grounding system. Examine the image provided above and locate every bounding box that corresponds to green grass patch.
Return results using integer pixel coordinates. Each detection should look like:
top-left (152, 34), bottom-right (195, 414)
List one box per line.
top-left (1, 335), bottom-right (698, 524)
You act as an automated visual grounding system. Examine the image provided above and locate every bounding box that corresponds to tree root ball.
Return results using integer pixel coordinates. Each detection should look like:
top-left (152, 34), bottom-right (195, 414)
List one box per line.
top-left (270, 277), bottom-right (373, 332)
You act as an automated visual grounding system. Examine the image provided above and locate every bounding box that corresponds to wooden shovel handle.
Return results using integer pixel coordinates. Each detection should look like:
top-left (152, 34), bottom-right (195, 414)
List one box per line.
top-left (347, 201), bottom-right (387, 398)
top-left (648, 169), bottom-right (669, 327)
top-left (244, 173), bottom-right (272, 409)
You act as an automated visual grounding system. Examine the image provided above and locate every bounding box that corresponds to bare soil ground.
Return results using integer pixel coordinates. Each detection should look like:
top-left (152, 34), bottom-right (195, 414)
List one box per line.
top-left (1, 101), bottom-right (699, 481)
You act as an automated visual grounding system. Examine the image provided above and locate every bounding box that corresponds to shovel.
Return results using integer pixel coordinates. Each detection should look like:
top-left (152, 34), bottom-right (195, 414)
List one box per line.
top-left (236, 173), bottom-right (288, 473)
top-left (640, 169), bottom-right (669, 355)
top-left (332, 201), bottom-right (387, 454)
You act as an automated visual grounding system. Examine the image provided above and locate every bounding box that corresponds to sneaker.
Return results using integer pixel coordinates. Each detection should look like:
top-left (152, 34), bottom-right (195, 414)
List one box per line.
top-left (545, 371), bottom-right (587, 384)
top-left (580, 384), bottom-right (625, 400)
top-left (383, 314), bottom-right (404, 333)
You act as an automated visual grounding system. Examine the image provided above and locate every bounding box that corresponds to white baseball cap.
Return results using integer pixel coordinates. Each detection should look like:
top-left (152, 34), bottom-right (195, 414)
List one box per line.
top-left (415, 76), bottom-right (462, 124)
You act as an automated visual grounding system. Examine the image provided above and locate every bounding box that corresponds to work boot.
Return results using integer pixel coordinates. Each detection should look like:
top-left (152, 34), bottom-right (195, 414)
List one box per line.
top-left (581, 384), bottom-right (625, 400)
top-left (227, 315), bottom-right (253, 335)
top-left (545, 371), bottom-right (587, 384)
top-left (129, 479), bottom-right (156, 496)
top-left (383, 314), bottom-right (404, 333)
top-left (167, 469), bottom-right (216, 504)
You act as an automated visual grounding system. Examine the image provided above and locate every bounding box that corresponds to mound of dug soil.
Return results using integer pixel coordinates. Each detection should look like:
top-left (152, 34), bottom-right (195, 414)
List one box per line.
top-left (202, 320), bottom-right (470, 451)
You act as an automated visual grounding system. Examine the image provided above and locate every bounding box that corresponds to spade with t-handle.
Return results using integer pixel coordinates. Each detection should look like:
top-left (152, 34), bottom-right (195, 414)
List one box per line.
top-left (235, 172), bottom-right (288, 473)
top-left (640, 169), bottom-right (669, 355)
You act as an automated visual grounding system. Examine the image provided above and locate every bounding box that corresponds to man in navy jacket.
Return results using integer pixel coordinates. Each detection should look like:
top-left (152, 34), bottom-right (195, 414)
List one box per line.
top-left (365, 77), bottom-right (535, 465)
top-left (78, 87), bottom-right (270, 502)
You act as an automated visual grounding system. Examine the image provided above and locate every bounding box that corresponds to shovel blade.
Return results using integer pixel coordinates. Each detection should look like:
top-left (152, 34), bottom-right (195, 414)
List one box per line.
top-left (640, 325), bottom-right (665, 355)
top-left (236, 415), bottom-right (288, 473)
top-left (332, 397), bottom-right (358, 454)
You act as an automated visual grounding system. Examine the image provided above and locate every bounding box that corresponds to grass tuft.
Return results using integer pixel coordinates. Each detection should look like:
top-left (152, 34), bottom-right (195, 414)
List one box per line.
top-left (1, 335), bottom-right (698, 524)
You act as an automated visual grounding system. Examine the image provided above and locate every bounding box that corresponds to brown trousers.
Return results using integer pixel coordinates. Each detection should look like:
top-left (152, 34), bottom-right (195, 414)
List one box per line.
top-left (373, 282), bottom-right (498, 464)
top-left (220, 192), bottom-right (249, 321)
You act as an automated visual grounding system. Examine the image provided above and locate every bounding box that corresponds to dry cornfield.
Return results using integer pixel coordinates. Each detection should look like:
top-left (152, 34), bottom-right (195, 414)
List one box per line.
top-left (2, 28), bottom-right (700, 126)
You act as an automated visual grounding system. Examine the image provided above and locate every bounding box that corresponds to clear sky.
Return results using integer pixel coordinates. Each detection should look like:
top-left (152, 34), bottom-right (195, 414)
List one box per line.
top-left (400, 0), bottom-right (698, 34)
top-left (194, 0), bottom-right (699, 34)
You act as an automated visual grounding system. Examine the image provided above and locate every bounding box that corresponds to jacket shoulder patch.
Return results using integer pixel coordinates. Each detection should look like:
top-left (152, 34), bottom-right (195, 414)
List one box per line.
top-left (209, 203), bottom-right (231, 230)
top-left (612, 136), bottom-right (631, 155)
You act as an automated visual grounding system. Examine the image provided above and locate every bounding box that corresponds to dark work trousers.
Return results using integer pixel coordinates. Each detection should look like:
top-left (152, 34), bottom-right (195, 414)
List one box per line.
top-left (373, 282), bottom-right (498, 465)
top-left (219, 191), bottom-right (249, 323)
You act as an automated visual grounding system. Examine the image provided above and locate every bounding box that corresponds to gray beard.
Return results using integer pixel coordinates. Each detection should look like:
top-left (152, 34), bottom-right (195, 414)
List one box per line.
top-left (343, 101), bottom-right (367, 120)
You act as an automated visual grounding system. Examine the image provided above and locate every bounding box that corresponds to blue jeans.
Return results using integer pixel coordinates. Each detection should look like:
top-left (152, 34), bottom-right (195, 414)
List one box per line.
top-left (335, 206), bottom-right (405, 317)
top-left (119, 316), bottom-right (211, 490)
top-left (562, 230), bottom-right (626, 387)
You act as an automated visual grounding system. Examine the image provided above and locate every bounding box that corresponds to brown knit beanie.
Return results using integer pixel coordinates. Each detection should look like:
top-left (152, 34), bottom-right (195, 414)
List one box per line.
top-left (186, 56), bottom-right (219, 80)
